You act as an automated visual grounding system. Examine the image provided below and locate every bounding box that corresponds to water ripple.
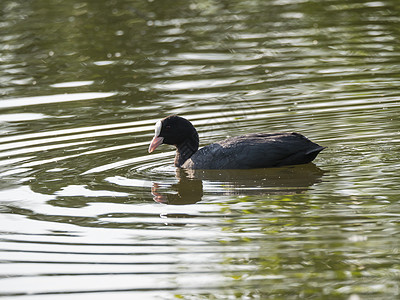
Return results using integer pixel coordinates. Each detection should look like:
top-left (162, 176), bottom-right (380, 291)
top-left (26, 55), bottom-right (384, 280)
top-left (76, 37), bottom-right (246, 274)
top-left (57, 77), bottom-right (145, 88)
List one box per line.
top-left (0, 92), bottom-right (116, 109)
top-left (1, 0), bottom-right (400, 298)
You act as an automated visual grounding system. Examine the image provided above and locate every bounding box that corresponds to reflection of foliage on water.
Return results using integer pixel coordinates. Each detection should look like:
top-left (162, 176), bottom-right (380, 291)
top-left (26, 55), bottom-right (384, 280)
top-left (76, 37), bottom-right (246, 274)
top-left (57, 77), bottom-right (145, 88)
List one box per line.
top-left (2, 0), bottom-right (400, 298)
top-left (207, 192), bottom-right (398, 299)
top-left (201, 96), bottom-right (258, 133)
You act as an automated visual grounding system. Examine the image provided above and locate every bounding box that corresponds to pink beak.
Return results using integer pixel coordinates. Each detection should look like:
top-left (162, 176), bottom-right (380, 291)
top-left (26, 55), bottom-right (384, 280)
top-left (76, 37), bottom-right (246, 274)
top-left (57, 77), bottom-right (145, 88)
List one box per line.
top-left (148, 136), bottom-right (164, 153)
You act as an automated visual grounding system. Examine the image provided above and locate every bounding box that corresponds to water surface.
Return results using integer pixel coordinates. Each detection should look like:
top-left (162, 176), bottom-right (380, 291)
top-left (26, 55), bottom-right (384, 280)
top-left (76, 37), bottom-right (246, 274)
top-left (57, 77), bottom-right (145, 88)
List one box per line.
top-left (1, 0), bottom-right (400, 299)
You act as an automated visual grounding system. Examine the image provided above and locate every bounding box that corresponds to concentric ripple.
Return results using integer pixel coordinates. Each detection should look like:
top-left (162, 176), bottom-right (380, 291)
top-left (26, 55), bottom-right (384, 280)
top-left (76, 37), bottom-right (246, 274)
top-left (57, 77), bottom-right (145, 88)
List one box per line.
top-left (1, 0), bottom-right (400, 299)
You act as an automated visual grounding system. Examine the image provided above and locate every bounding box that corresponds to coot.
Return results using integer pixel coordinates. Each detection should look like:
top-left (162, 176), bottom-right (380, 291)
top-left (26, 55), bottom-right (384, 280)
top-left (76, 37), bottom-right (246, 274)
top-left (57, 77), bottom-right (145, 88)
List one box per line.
top-left (148, 115), bottom-right (325, 169)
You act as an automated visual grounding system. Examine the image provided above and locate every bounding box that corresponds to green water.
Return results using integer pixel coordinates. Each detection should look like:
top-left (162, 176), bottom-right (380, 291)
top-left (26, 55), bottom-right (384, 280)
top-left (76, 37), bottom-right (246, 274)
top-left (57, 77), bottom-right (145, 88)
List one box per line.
top-left (1, 0), bottom-right (400, 299)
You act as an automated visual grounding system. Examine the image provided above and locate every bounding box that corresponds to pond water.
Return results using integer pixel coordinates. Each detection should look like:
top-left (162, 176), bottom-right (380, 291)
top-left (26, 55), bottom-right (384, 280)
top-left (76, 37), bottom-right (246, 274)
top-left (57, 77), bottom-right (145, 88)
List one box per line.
top-left (1, 0), bottom-right (400, 299)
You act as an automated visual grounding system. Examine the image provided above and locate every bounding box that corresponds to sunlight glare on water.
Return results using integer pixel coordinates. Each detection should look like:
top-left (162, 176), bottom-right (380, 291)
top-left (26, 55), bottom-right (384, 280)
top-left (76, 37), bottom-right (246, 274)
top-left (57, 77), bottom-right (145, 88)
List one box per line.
top-left (1, 0), bottom-right (400, 299)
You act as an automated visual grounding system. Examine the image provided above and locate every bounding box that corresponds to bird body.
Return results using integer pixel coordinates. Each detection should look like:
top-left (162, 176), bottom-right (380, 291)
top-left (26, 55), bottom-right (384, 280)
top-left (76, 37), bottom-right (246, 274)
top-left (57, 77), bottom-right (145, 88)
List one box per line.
top-left (182, 133), bottom-right (324, 169)
top-left (148, 115), bottom-right (325, 170)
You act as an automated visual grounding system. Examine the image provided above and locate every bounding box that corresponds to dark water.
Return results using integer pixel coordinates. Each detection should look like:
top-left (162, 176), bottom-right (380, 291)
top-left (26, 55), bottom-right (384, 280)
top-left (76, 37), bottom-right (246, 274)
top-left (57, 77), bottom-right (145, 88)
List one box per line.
top-left (1, 0), bottom-right (400, 299)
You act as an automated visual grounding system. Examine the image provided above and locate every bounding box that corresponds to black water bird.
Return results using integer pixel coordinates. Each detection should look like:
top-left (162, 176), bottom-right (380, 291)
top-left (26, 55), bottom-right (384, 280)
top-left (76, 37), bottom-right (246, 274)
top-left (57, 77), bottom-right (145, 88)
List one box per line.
top-left (148, 115), bottom-right (325, 169)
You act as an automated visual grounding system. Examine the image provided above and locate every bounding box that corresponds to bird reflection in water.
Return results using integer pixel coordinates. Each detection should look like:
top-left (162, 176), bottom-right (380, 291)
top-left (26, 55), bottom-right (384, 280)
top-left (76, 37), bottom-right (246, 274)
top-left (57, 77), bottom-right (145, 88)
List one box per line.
top-left (151, 164), bottom-right (325, 205)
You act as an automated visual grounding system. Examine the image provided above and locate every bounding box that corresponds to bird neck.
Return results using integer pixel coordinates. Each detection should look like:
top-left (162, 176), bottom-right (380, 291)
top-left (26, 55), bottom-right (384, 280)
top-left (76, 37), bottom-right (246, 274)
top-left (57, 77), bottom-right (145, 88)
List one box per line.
top-left (174, 131), bottom-right (199, 167)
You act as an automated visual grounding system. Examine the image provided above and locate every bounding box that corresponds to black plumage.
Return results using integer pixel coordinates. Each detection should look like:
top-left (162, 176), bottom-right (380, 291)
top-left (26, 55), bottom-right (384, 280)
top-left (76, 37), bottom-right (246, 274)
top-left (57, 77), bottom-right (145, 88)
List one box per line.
top-left (148, 115), bottom-right (325, 170)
